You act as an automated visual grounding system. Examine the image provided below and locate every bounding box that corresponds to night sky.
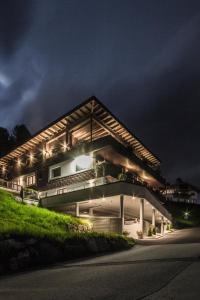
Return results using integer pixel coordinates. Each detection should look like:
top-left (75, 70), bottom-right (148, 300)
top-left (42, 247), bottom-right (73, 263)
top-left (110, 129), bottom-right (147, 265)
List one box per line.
top-left (0, 0), bottom-right (200, 186)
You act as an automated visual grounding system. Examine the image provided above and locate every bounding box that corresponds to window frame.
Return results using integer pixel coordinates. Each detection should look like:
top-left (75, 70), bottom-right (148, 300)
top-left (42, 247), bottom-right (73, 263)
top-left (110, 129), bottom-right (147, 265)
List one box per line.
top-left (51, 166), bottom-right (62, 179)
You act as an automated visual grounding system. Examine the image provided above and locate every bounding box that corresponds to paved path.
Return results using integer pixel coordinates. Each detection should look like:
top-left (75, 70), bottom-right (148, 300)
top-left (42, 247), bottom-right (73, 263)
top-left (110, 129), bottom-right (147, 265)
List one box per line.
top-left (137, 227), bottom-right (200, 245)
top-left (0, 228), bottom-right (200, 300)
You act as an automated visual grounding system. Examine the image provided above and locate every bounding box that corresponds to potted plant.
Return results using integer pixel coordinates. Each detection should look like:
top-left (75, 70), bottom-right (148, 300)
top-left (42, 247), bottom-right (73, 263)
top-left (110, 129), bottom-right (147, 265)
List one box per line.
top-left (147, 227), bottom-right (152, 237)
top-left (152, 227), bottom-right (156, 235)
top-left (136, 230), bottom-right (143, 239)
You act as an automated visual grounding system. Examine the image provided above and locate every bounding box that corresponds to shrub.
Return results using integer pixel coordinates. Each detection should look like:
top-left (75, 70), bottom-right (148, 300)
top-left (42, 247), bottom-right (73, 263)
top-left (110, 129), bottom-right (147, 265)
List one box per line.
top-left (152, 227), bottom-right (156, 235)
top-left (147, 227), bottom-right (152, 237)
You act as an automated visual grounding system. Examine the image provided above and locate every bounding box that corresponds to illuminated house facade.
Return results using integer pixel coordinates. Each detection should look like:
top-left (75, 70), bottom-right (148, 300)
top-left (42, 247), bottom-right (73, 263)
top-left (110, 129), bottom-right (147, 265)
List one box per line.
top-left (0, 96), bottom-right (172, 238)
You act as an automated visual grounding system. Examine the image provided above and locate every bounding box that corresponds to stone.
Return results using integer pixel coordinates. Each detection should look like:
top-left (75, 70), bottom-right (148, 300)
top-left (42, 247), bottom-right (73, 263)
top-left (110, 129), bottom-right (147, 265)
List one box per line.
top-left (17, 249), bottom-right (30, 268)
top-left (9, 257), bottom-right (18, 271)
top-left (86, 238), bottom-right (98, 253)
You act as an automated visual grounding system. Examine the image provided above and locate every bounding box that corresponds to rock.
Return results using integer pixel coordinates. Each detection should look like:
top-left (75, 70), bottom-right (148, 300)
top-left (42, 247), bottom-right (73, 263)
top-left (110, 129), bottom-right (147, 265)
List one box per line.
top-left (64, 244), bottom-right (87, 258)
top-left (17, 249), bottom-right (30, 268)
top-left (95, 237), bottom-right (110, 252)
top-left (0, 239), bottom-right (24, 251)
top-left (9, 257), bottom-right (18, 271)
top-left (38, 241), bottom-right (63, 263)
top-left (86, 238), bottom-right (98, 253)
top-left (25, 238), bottom-right (37, 246)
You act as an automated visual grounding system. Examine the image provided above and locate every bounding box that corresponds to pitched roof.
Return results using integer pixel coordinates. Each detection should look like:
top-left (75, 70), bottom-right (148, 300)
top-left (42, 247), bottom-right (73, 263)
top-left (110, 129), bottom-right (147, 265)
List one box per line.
top-left (0, 96), bottom-right (161, 167)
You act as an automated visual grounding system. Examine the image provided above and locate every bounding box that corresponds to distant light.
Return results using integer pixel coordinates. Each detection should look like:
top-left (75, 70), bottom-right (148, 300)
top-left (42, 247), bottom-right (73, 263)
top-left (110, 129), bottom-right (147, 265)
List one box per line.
top-left (75, 155), bottom-right (92, 170)
top-left (184, 211), bottom-right (190, 219)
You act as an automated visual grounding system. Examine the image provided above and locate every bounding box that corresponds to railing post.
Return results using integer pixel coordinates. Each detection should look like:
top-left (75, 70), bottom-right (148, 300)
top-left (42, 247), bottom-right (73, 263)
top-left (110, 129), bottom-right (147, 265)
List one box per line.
top-left (75, 202), bottom-right (79, 217)
top-left (140, 198), bottom-right (144, 235)
top-left (119, 194), bottom-right (124, 233)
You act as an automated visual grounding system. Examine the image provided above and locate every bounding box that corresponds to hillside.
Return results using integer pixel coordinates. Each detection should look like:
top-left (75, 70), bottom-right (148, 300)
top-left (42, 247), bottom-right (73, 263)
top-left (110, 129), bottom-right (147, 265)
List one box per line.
top-left (0, 189), bottom-right (90, 240)
top-left (0, 189), bottom-right (134, 274)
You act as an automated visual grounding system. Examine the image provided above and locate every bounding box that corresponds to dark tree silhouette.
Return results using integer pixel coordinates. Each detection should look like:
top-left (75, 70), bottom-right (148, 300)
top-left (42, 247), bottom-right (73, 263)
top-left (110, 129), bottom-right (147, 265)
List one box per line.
top-left (0, 127), bottom-right (11, 156)
top-left (12, 124), bottom-right (31, 146)
top-left (0, 124), bottom-right (31, 157)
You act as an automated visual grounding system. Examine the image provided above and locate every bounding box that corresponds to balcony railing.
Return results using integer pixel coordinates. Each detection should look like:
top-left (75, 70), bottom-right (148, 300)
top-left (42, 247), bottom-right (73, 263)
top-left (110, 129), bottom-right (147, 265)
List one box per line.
top-left (0, 179), bottom-right (21, 192)
top-left (39, 175), bottom-right (117, 198)
top-left (41, 169), bottom-right (95, 190)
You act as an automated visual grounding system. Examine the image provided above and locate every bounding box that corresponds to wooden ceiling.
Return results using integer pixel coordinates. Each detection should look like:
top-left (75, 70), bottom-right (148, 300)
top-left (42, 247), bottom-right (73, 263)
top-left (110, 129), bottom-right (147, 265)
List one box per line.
top-left (0, 97), bottom-right (160, 167)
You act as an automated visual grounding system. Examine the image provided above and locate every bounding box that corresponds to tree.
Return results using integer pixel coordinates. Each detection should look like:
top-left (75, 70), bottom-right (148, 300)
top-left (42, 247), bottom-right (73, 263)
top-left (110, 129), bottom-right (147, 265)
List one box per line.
top-left (0, 124), bottom-right (31, 158)
top-left (12, 124), bottom-right (31, 146)
top-left (0, 127), bottom-right (11, 157)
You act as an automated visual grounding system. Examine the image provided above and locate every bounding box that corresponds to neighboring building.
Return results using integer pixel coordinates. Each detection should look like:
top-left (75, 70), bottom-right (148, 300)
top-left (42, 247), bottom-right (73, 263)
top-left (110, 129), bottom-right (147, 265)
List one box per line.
top-left (0, 96), bottom-right (172, 238)
top-left (164, 179), bottom-right (200, 205)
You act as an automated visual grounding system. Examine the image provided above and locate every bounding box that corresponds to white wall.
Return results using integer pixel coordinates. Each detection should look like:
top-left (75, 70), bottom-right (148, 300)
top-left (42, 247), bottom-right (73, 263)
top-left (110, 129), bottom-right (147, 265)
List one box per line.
top-left (49, 159), bottom-right (75, 181)
top-left (48, 156), bottom-right (93, 181)
top-left (124, 221), bottom-right (140, 239)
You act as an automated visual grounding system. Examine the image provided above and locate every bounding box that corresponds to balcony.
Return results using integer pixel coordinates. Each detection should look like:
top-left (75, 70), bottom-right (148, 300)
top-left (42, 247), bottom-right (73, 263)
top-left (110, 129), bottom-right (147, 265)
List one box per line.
top-left (0, 179), bottom-right (21, 193)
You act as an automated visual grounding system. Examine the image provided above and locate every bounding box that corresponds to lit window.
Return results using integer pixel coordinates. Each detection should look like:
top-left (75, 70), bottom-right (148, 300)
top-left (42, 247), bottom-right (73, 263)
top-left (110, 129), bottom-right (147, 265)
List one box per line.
top-left (26, 175), bottom-right (36, 186)
top-left (51, 167), bottom-right (61, 178)
top-left (75, 155), bottom-right (92, 172)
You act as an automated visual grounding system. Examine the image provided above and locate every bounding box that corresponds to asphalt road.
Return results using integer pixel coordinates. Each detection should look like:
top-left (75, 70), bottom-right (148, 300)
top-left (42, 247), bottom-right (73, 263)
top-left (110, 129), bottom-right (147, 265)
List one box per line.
top-left (0, 228), bottom-right (200, 300)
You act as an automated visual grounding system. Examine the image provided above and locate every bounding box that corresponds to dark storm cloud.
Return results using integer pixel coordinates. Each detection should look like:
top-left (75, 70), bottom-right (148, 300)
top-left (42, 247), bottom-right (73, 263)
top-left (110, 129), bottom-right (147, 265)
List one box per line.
top-left (0, 0), bottom-right (33, 58)
top-left (1, 0), bottom-right (200, 185)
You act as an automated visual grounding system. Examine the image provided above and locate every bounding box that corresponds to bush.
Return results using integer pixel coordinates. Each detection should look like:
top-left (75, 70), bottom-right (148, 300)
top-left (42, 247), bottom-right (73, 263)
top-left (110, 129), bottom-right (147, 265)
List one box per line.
top-left (147, 227), bottom-right (152, 237)
top-left (152, 227), bottom-right (156, 235)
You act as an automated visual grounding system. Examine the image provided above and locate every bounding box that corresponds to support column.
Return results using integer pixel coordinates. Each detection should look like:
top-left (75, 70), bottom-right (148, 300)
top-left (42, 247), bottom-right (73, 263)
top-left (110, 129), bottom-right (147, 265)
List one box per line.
top-left (152, 208), bottom-right (156, 227)
top-left (89, 207), bottom-right (94, 216)
top-left (75, 202), bottom-right (79, 217)
top-left (119, 194), bottom-right (124, 233)
top-left (161, 216), bottom-right (164, 235)
top-left (140, 198), bottom-right (144, 234)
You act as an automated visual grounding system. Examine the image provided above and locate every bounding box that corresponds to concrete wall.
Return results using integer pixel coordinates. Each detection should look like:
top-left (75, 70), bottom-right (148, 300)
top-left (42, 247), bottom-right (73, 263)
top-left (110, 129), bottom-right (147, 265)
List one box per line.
top-left (87, 217), bottom-right (121, 234)
top-left (124, 222), bottom-right (140, 239)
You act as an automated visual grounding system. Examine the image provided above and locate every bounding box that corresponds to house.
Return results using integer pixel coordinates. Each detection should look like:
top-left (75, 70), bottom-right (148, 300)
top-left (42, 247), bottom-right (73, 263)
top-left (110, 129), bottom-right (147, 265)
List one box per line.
top-left (164, 179), bottom-right (200, 205)
top-left (0, 96), bottom-right (172, 238)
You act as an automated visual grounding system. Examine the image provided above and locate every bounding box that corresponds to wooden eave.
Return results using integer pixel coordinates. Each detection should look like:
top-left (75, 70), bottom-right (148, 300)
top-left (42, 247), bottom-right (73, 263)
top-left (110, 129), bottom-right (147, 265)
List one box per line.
top-left (0, 96), bottom-right (161, 167)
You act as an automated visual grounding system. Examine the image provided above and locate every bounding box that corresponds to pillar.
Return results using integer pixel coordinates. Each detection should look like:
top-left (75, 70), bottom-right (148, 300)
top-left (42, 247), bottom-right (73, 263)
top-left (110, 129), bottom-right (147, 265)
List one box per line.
top-left (75, 202), bottom-right (79, 217)
top-left (152, 208), bottom-right (156, 227)
top-left (140, 198), bottom-right (144, 234)
top-left (119, 194), bottom-right (124, 233)
top-left (89, 207), bottom-right (94, 216)
top-left (161, 216), bottom-right (164, 235)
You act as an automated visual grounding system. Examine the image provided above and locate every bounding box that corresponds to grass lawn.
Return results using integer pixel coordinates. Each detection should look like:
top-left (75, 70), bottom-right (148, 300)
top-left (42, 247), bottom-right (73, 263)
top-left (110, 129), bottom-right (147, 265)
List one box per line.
top-left (0, 189), bottom-right (134, 246)
top-left (164, 201), bottom-right (200, 228)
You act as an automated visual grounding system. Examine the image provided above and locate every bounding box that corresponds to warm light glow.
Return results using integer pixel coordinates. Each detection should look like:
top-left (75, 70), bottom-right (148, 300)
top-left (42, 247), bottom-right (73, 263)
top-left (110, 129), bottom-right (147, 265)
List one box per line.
top-left (88, 179), bottom-right (95, 186)
top-left (75, 155), bottom-right (92, 170)
top-left (29, 153), bottom-right (34, 162)
top-left (17, 158), bottom-right (21, 167)
top-left (42, 149), bottom-right (46, 157)
top-left (62, 142), bottom-right (67, 151)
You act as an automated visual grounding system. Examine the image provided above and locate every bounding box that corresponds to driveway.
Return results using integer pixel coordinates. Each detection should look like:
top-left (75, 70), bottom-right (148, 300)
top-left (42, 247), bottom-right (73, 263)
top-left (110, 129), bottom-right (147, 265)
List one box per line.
top-left (0, 228), bottom-right (200, 300)
top-left (137, 227), bottom-right (200, 245)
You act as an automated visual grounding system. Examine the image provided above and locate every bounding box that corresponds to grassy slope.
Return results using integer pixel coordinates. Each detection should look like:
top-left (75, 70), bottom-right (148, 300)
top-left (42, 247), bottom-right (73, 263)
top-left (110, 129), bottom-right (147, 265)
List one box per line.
top-left (0, 189), bottom-right (90, 240)
top-left (0, 189), bottom-right (134, 246)
top-left (164, 201), bottom-right (200, 228)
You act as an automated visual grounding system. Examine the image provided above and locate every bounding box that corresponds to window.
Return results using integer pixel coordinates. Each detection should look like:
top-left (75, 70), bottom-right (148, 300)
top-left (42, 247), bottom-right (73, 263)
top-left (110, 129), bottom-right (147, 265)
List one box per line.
top-left (51, 167), bottom-right (61, 178)
top-left (26, 174), bottom-right (36, 186)
top-left (75, 155), bottom-right (92, 172)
